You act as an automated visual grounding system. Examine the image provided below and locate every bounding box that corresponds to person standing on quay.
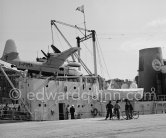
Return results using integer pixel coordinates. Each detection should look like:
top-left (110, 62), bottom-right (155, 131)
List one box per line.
top-left (105, 101), bottom-right (113, 120)
top-left (70, 105), bottom-right (75, 119)
top-left (114, 100), bottom-right (120, 120)
top-left (65, 104), bottom-right (70, 120)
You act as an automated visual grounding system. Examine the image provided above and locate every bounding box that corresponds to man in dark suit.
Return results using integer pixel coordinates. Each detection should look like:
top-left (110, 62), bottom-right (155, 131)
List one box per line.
top-left (105, 101), bottom-right (113, 120)
top-left (70, 105), bottom-right (75, 119)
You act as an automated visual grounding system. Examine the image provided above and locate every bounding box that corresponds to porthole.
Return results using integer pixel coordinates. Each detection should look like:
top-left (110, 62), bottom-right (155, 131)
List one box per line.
top-left (64, 86), bottom-right (67, 92)
top-left (83, 84), bottom-right (85, 90)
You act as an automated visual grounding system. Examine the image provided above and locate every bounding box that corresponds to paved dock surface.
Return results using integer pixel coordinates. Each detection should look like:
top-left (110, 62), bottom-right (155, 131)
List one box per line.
top-left (0, 114), bottom-right (166, 138)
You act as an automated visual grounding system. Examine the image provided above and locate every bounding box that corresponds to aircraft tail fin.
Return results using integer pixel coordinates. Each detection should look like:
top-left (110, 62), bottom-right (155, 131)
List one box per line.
top-left (1, 39), bottom-right (19, 61)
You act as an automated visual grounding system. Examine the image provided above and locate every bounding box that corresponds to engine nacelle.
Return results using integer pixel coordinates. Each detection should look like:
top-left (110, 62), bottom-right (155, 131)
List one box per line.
top-left (67, 62), bottom-right (81, 67)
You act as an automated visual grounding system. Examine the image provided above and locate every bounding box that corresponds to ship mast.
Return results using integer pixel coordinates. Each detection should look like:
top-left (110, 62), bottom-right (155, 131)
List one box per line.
top-left (76, 30), bottom-right (97, 76)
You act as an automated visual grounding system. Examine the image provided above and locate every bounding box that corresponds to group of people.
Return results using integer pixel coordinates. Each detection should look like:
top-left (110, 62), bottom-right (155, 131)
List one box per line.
top-left (65, 104), bottom-right (77, 120)
top-left (65, 100), bottom-right (133, 120)
top-left (105, 100), bottom-right (120, 120)
top-left (105, 99), bottom-right (133, 120)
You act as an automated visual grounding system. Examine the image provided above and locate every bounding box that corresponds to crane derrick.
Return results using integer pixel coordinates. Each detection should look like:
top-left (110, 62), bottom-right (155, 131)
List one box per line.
top-left (51, 20), bottom-right (97, 76)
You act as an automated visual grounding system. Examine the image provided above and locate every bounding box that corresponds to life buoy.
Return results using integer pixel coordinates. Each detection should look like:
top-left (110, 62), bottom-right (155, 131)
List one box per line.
top-left (92, 108), bottom-right (98, 116)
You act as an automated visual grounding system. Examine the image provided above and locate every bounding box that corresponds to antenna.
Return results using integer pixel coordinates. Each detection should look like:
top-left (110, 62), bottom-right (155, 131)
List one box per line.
top-left (36, 51), bottom-right (39, 61)
top-left (51, 21), bottom-right (54, 45)
top-left (48, 45), bottom-right (50, 54)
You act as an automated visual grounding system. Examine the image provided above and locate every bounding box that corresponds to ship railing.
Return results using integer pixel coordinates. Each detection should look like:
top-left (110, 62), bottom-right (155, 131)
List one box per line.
top-left (0, 109), bottom-right (31, 120)
top-left (157, 95), bottom-right (166, 101)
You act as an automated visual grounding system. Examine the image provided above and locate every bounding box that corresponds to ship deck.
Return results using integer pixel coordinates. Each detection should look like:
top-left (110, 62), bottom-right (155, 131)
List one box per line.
top-left (0, 114), bottom-right (166, 138)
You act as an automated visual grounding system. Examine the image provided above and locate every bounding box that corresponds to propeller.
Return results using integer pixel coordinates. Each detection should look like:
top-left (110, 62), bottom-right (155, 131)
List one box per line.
top-left (51, 45), bottom-right (61, 53)
top-left (51, 45), bottom-right (76, 62)
top-left (41, 50), bottom-right (50, 59)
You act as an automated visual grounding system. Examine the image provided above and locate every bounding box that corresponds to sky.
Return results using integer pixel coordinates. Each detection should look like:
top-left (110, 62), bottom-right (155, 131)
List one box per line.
top-left (1, 0), bottom-right (166, 80)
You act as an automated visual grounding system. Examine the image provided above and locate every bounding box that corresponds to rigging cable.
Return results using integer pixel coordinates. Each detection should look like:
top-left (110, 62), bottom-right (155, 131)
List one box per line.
top-left (52, 22), bottom-right (92, 75)
top-left (51, 24), bottom-right (54, 45)
top-left (97, 31), bottom-right (166, 39)
top-left (96, 41), bottom-right (104, 77)
top-left (96, 33), bottom-right (111, 79)
top-left (82, 41), bottom-right (93, 56)
top-left (55, 29), bottom-right (65, 50)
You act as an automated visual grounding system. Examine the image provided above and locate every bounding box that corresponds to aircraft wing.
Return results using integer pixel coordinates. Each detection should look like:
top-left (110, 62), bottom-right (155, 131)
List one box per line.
top-left (45, 47), bottom-right (79, 68)
top-left (0, 59), bottom-right (25, 74)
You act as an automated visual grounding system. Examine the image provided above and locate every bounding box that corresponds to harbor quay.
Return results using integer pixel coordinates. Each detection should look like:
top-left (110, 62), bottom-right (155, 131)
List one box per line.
top-left (0, 114), bottom-right (166, 138)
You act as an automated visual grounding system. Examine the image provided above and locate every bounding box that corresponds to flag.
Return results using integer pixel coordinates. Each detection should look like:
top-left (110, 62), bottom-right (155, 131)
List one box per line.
top-left (76, 5), bottom-right (84, 13)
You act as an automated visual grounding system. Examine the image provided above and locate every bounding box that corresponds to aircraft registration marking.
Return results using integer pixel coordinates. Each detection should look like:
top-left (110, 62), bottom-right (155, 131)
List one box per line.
top-left (19, 62), bottom-right (33, 67)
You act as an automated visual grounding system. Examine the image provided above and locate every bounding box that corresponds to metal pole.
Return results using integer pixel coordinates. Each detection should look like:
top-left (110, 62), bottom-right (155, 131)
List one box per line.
top-left (92, 30), bottom-right (97, 76)
top-left (51, 21), bottom-right (54, 45)
top-left (51, 20), bottom-right (91, 32)
top-left (83, 12), bottom-right (87, 37)
top-left (76, 37), bottom-right (81, 71)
